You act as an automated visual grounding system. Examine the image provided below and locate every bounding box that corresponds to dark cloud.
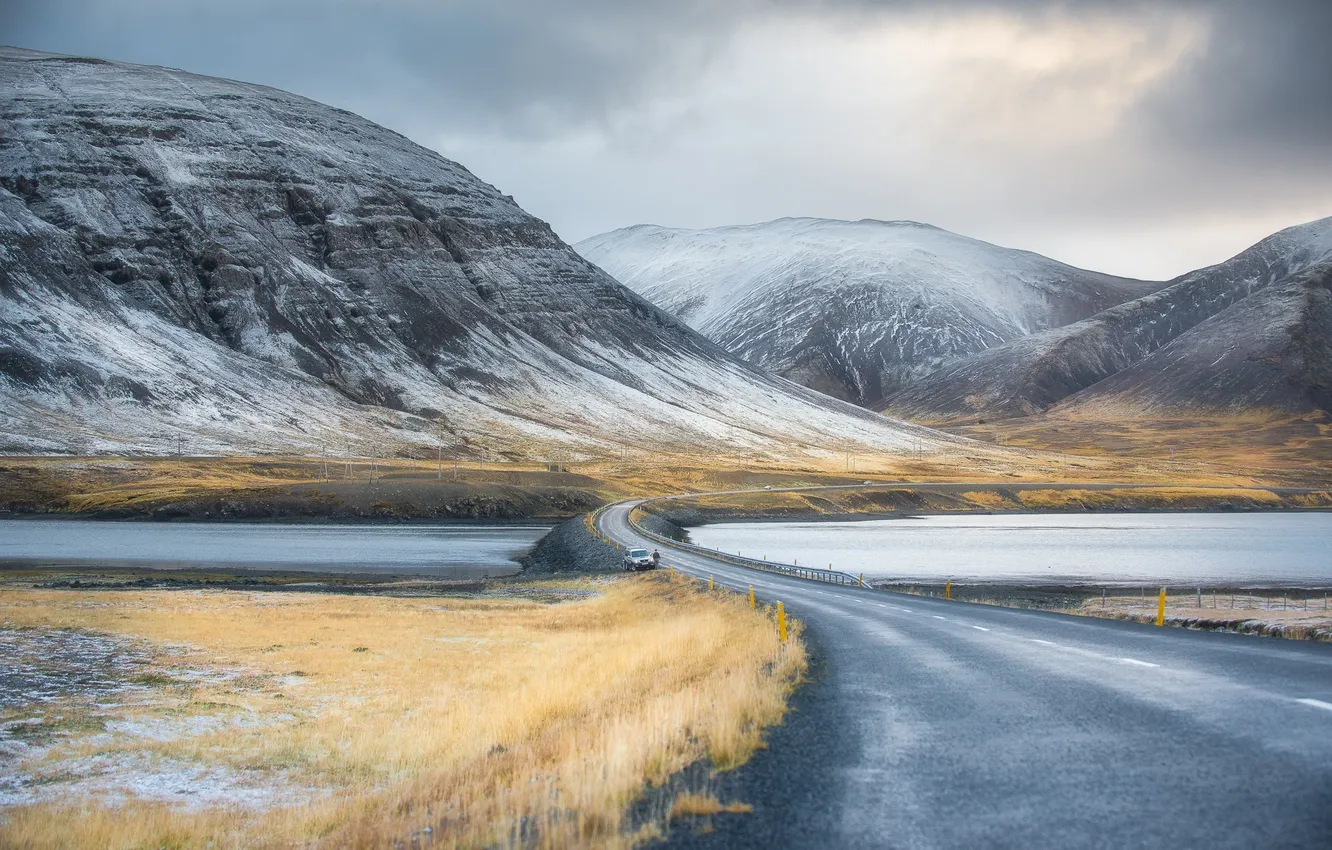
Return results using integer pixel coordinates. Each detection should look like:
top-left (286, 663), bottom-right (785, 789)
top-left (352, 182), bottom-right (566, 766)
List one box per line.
top-left (1138, 0), bottom-right (1332, 165)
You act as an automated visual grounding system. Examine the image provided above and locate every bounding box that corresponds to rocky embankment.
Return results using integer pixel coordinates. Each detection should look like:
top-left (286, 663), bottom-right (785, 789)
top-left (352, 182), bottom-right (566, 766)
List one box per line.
top-left (520, 517), bottom-right (622, 574)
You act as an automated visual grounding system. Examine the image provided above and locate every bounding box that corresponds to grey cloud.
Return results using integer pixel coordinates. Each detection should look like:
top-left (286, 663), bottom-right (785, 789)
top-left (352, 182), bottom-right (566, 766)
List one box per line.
top-left (4, 0), bottom-right (1330, 276)
top-left (10, 1), bottom-right (1329, 151)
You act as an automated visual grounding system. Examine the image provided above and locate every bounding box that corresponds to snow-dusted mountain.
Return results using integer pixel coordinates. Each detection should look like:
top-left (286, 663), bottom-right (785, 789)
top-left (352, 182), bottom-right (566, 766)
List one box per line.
top-left (0, 47), bottom-right (959, 459)
top-left (577, 218), bottom-right (1161, 405)
top-left (883, 216), bottom-right (1332, 423)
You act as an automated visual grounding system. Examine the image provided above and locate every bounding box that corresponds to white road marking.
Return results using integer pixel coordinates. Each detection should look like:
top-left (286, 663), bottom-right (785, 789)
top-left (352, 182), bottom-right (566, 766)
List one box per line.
top-left (932, 615), bottom-right (947, 620)
top-left (901, 608), bottom-right (914, 613)
top-left (1296, 698), bottom-right (1332, 712)
top-left (971, 626), bottom-right (990, 632)
top-left (1117, 658), bottom-right (1160, 668)
top-left (1030, 639), bottom-right (1056, 646)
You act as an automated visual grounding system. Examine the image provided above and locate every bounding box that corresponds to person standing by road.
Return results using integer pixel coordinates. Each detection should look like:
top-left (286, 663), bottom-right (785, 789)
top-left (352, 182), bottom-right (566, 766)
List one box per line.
top-left (651, 549), bottom-right (661, 569)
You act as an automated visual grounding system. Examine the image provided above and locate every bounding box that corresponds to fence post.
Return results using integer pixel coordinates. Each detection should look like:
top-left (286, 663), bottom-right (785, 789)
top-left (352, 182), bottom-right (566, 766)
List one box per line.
top-left (749, 585), bottom-right (755, 608)
top-left (1156, 587), bottom-right (1166, 627)
top-left (945, 580), bottom-right (952, 601)
top-left (708, 575), bottom-right (714, 591)
top-left (858, 573), bottom-right (864, 588)
top-left (777, 602), bottom-right (787, 644)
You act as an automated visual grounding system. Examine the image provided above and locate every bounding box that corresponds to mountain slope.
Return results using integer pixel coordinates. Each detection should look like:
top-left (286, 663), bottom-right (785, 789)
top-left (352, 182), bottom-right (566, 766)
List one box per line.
top-left (0, 47), bottom-right (954, 459)
top-left (1058, 263), bottom-right (1332, 417)
top-left (576, 218), bottom-right (1160, 406)
top-left (883, 217), bottom-right (1332, 424)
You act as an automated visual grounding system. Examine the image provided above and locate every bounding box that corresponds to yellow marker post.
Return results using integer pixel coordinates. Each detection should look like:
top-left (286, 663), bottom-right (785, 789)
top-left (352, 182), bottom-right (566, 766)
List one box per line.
top-left (708, 575), bottom-right (714, 591)
top-left (945, 580), bottom-right (952, 601)
top-left (1156, 587), bottom-right (1167, 626)
top-left (749, 585), bottom-right (755, 608)
top-left (858, 573), bottom-right (864, 588)
top-left (777, 602), bottom-right (787, 644)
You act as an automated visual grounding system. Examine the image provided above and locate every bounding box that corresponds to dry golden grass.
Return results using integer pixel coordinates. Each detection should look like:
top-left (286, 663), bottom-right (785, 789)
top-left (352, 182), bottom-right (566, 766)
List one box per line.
top-left (944, 410), bottom-right (1332, 486)
top-left (668, 793), bottom-right (753, 818)
top-left (959, 490), bottom-right (1015, 510)
top-left (0, 576), bottom-right (805, 849)
top-left (1012, 486), bottom-right (1284, 510)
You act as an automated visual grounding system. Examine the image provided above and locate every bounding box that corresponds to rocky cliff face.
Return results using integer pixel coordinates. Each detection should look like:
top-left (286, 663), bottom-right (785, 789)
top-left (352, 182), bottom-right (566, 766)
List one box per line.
top-left (882, 217), bottom-right (1332, 424)
top-left (0, 47), bottom-right (952, 458)
top-left (577, 218), bottom-right (1161, 406)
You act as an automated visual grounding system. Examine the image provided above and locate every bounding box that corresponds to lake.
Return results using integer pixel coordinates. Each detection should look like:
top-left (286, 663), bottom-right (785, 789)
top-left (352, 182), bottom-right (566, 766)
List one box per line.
top-left (0, 520), bottom-right (550, 578)
top-left (688, 512), bottom-right (1332, 587)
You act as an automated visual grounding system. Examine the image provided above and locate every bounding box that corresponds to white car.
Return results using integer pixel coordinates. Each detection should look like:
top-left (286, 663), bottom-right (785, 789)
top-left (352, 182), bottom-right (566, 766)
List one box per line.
top-left (623, 548), bottom-right (654, 571)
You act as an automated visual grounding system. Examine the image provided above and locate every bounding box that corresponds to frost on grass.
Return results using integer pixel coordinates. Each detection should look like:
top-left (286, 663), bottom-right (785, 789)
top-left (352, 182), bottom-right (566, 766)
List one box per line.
top-left (0, 627), bottom-right (315, 812)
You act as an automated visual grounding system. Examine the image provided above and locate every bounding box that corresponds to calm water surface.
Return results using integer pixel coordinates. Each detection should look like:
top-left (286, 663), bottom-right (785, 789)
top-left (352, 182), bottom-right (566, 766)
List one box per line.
top-left (689, 513), bottom-right (1332, 586)
top-left (0, 520), bottom-right (550, 577)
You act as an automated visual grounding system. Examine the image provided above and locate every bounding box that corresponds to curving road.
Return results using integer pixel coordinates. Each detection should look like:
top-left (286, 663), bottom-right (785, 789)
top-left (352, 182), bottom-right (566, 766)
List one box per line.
top-left (598, 502), bottom-right (1332, 848)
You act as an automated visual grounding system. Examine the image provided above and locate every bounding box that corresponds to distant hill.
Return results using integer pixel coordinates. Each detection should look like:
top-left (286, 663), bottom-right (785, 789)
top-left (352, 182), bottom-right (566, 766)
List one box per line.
top-left (1059, 263), bottom-right (1332, 417)
top-left (882, 217), bottom-right (1332, 424)
top-left (577, 218), bottom-right (1160, 406)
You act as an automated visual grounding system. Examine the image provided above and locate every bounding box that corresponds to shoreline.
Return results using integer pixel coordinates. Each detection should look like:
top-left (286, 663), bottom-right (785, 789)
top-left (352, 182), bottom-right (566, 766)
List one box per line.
top-left (667, 504), bottom-right (1332, 528)
top-left (0, 511), bottom-right (556, 526)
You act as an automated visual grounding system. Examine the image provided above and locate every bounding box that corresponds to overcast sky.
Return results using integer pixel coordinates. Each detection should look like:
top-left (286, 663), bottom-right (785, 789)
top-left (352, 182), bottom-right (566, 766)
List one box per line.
top-left (6, 1), bottom-right (1331, 279)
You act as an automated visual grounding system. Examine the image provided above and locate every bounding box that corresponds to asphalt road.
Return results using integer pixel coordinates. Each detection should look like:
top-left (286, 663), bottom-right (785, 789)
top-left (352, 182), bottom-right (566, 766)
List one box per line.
top-left (598, 502), bottom-right (1332, 849)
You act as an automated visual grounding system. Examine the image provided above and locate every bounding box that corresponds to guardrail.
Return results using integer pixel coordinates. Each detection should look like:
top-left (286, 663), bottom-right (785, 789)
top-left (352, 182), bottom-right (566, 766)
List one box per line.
top-left (624, 503), bottom-right (864, 588)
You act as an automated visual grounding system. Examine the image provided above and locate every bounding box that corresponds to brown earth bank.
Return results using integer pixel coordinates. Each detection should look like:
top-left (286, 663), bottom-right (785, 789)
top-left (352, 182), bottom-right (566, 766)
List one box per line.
top-left (639, 484), bottom-right (1332, 530)
top-left (0, 457), bottom-right (611, 521)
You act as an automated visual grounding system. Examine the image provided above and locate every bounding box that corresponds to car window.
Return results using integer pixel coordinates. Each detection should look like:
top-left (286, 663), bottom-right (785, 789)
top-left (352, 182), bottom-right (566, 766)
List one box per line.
top-left (629, 549), bottom-right (648, 557)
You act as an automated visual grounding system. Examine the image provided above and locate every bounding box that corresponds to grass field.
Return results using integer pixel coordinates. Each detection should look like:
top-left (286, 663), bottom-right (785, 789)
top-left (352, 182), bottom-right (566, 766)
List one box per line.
top-left (0, 439), bottom-right (1302, 522)
top-left (944, 410), bottom-right (1332, 486)
top-left (0, 575), bottom-right (805, 848)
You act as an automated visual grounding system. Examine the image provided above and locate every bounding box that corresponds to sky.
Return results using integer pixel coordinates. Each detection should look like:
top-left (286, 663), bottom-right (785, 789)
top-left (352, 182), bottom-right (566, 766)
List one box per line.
top-left (5, 0), bottom-right (1331, 280)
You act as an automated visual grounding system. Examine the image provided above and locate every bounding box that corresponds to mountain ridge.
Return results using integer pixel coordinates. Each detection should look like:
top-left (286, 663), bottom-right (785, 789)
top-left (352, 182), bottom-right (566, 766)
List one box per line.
top-left (577, 217), bottom-right (1163, 406)
top-left (0, 46), bottom-right (959, 460)
top-left (882, 215), bottom-right (1332, 423)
